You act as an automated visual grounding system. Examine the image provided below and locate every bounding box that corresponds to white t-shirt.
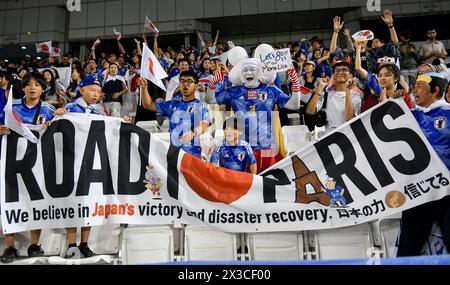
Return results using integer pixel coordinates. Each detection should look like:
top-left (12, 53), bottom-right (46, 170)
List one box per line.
top-left (317, 90), bottom-right (362, 130)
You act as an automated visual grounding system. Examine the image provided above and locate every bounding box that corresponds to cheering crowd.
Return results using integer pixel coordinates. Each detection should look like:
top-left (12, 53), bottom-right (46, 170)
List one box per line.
top-left (0, 9), bottom-right (449, 263)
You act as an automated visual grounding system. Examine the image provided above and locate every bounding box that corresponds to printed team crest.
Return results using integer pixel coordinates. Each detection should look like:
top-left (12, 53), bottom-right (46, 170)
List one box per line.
top-left (37, 115), bottom-right (46, 125)
top-left (248, 90), bottom-right (257, 100)
top-left (434, 117), bottom-right (446, 130)
top-left (187, 105), bottom-right (195, 113)
top-left (237, 151), bottom-right (245, 161)
top-left (144, 165), bottom-right (162, 196)
top-left (259, 91), bottom-right (268, 101)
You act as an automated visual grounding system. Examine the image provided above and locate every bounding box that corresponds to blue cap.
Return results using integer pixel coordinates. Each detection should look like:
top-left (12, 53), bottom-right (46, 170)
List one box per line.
top-left (79, 74), bottom-right (103, 89)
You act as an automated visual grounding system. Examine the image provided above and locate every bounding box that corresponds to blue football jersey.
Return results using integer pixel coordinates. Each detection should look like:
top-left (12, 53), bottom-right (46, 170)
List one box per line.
top-left (0, 89), bottom-right (6, 125)
top-left (216, 84), bottom-right (290, 150)
top-left (13, 98), bottom-right (55, 125)
top-left (156, 98), bottom-right (210, 158)
top-left (210, 139), bottom-right (256, 172)
top-left (412, 102), bottom-right (450, 169)
top-left (65, 98), bottom-right (107, 116)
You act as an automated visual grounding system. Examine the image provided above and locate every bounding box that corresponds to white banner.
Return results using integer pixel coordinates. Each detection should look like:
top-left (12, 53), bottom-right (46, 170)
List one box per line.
top-left (1, 100), bottom-right (449, 234)
top-left (258, 48), bottom-right (292, 74)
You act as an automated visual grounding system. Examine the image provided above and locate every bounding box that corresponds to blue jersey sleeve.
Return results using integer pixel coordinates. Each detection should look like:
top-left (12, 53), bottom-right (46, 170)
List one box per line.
top-left (210, 146), bottom-right (220, 164)
top-left (201, 103), bottom-right (211, 124)
top-left (215, 86), bottom-right (232, 105)
top-left (366, 72), bottom-right (382, 97)
top-left (245, 143), bottom-right (257, 165)
top-left (156, 101), bottom-right (174, 117)
top-left (273, 86), bottom-right (291, 108)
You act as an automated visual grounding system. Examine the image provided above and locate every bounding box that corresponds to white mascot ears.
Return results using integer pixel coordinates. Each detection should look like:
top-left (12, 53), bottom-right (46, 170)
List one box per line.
top-left (227, 43), bottom-right (278, 86)
top-left (254, 44), bottom-right (277, 85)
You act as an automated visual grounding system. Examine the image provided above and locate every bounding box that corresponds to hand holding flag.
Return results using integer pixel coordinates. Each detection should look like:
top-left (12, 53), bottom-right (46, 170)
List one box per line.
top-left (113, 28), bottom-right (122, 41)
top-left (140, 43), bottom-right (167, 92)
top-left (4, 87), bottom-right (39, 143)
top-left (92, 38), bottom-right (101, 49)
top-left (145, 16), bottom-right (159, 33)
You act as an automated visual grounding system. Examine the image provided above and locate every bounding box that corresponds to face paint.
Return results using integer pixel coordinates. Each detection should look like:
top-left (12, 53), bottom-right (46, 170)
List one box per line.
top-left (241, 66), bottom-right (259, 88)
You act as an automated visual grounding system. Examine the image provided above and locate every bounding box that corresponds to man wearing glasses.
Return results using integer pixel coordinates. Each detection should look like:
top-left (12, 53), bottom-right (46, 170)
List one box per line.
top-left (306, 58), bottom-right (362, 131)
top-left (138, 71), bottom-right (211, 158)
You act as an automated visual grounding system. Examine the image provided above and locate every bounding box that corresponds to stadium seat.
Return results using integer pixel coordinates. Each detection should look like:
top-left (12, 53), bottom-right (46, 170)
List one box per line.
top-left (307, 223), bottom-right (379, 260)
top-left (47, 224), bottom-right (121, 265)
top-left (136, 120), bottom-right (159, 133)
top-left (247, 232), bottom-right (305, 261)
top-left (369, 213), bottom-right (402, 258)
top-left (281, 125), bottom-right (310, 156)
top-left (13, 229), bottom-right (65, 258)
top-left (379, 219), bottom-right (401, 258)
top-left (120, 225), bottom-right (174, 264)
top-left (183, 224), bottom-right (239, 261)
top-left (287, 113), bottom-right (301, 125)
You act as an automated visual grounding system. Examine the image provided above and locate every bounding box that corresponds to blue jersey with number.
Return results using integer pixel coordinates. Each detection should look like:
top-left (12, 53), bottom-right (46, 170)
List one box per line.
top-left (13, 98), bottom-right (55, 125)
top-left (412, 102), bottom-right (450, 169)
top-left (156, 98), bottom-right (210, 158)
top-left (210, 139), bottom-right (256, 172)
top-left (216, 84), bottom-right (290, 150)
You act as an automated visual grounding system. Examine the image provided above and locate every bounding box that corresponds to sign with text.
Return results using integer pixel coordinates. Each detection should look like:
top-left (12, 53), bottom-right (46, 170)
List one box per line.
top-left (1, 100), bottom-right (449, 234)
top-left (258, 48), bottom-right (292, 74)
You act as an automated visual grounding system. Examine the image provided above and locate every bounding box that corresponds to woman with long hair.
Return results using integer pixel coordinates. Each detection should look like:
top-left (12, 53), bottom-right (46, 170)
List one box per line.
top-left (42, 69), bottom-right (68, 108)
top-left (67, 67), bottom-right (86, 100)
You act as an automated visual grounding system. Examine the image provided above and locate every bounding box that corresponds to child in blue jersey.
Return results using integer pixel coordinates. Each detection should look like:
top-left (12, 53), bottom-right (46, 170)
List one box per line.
top-left (208, 58), bottom-right (302, 173)
top-left (397, 72), bottom-right (450, 257)
top-left (54, 74), bottom-right (108, 259)
top-left (139, 70), bottom-right (211, 158)
top-left (55, 74), bottom-right (106, 116)
top-left (210, 117), bottom-right (257, 174)
top-left (0, 72), bottom-right (55, 263)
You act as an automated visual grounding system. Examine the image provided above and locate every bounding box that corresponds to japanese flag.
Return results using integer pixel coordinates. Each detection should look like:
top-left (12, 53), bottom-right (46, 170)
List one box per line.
top-left (145, 16), bottom-right (159, 33)
top-left (51, 47), bottom-right (63, 57)
top-left (35, 41), bottom-right (52, 54)
top-left (113, 28), bottom-right (121, 40)
top-left (4, 87), bottom-right (39, 144)
top-left (140, 43), bottom-right (167, 91)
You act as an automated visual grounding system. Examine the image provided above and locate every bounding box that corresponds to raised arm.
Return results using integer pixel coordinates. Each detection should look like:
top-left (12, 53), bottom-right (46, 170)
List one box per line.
top-left (117, 39), bottom-right (126, 55)
top-left (381, 9), bottom-right (398, 46)
top-left (213, 30), bottom-right (220, 46)
top-left (142, 32), bottom-right (148, 46)
top-left (196, 31), bottom-right (206, 47)
top-left (134, 38), bottom-right (142, 56)
top-left (355, 41), bottom-right (369, 80)
top-left (343, 27), bottom-right (355, 52)
top-left (153, 31), bottom-right (159, 54)
top-left (330, 16), bottom-right (344, 54)
top-left (89, 39), bottom-right (101, 60)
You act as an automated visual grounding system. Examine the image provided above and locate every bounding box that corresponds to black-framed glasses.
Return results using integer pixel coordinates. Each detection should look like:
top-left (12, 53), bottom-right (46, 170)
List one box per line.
top-left (180, 79), bottom-right (195, 85)
top-left (334, 68), bottom-right (350, 74)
